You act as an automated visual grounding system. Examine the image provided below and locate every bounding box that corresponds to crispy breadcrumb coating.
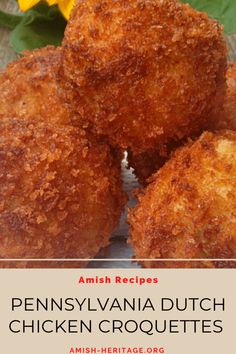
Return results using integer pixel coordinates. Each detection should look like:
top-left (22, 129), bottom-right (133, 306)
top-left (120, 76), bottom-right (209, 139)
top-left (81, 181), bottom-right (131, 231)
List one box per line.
top-left (63, 0), bottom-right (227, 154)
top-left (0, 47), bottom-right (126, 268)
top-left (129, 131), bottom-right (236, 268)
top-left (130, 62), bottom-right (236, 185)
top-left (214, 61), bottom-right (236, 131)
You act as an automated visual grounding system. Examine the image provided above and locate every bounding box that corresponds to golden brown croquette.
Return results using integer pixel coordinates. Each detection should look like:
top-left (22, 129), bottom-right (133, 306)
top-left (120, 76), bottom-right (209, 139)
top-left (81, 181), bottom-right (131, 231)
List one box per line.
top-left (0, 47), bottom-right (126, 267)
top-left (63, 0), bottom-right (227, 154)
top-left (129, 131), bottom-right (236, 268)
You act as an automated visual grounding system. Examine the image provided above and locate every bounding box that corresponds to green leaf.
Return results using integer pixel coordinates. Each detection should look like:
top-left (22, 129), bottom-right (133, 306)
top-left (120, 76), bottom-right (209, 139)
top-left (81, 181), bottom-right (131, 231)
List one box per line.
top-left (9, 3), bottom-right (66, 53)
top-left (0, 10), bottom-right (22, 30)
top-left (181, 0), bottom-right (236, 34)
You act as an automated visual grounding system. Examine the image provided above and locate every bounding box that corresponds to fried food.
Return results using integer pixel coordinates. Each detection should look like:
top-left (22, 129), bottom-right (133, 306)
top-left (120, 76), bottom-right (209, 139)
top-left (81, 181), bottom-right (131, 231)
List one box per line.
top-left (0, 46), bottom-right (126, 267)
top-left (129, 62), bottom-right (236, 185)
top-left (214, 61), bottom-right (236, 130)
top-left (128, 131), bottom-right (236, 268)
top-left (63, 0), bottom-right (226, 154)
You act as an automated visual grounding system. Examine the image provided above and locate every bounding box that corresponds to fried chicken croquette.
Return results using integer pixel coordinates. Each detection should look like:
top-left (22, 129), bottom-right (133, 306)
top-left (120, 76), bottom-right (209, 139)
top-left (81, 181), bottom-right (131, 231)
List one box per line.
top-left (129, 131), bottom-right (236, 268)
top-left (0, 47), bottom-right (126, 267)
top-left (63, 0), bottom-right (227, 154)
top-left (130, 62), bottom-right (236, 185)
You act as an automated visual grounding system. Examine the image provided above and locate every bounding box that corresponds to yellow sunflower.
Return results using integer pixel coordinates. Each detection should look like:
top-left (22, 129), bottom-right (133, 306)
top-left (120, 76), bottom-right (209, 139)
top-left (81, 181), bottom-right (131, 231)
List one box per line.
top-left (18, 0), bottom-right (75, 20)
